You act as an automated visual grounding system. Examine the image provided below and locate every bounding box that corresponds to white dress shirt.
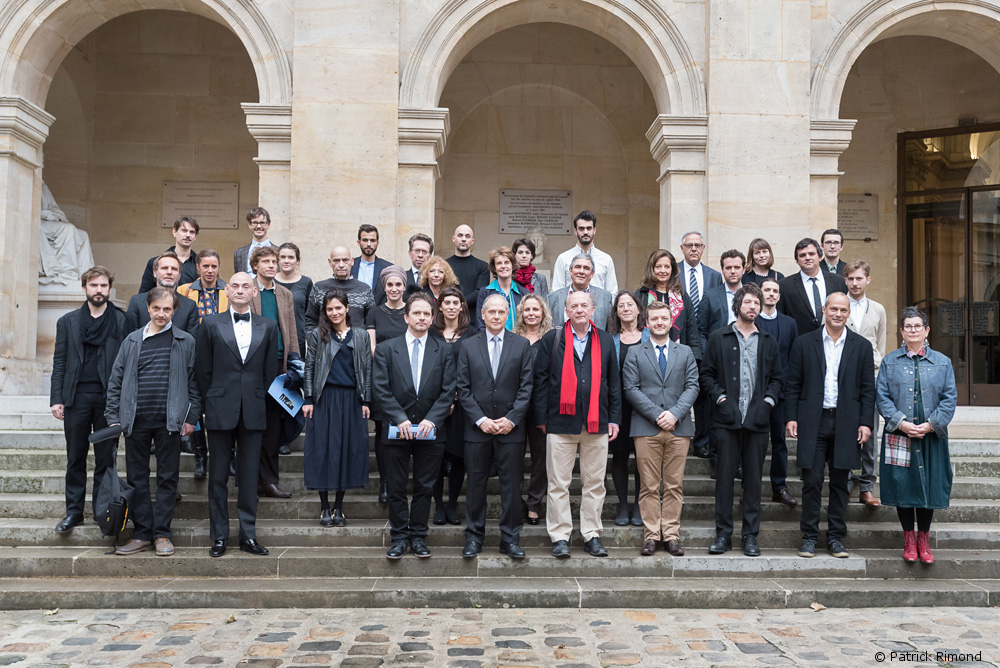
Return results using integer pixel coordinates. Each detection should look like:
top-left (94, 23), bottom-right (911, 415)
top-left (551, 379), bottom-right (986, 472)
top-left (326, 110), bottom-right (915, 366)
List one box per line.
top-left (822, 328), bottom-right (846, 409)
top-left (684, 261), bottom-right (704, 300)
top-left (849, 295), bottom-right (868, 331)
top-left (232, 309), bottom-right (252, 362)
top-left (550, 245), bottom-right (619, 295)
top-left (800, 270), bottom-right (828, 316)
top-left (404, 330), bottom-right (427, 391)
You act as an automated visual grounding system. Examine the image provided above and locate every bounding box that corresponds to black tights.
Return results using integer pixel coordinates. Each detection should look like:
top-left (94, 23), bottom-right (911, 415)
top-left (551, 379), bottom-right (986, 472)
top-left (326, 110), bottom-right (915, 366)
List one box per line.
top-left (319, 490), bottom-right (346, 512)
top-left (897, 507), bottom-right (934, 532)
top-left (433, 452), bottom-right (465, 510)
top-left (610, 447), bottom-right (640, 507)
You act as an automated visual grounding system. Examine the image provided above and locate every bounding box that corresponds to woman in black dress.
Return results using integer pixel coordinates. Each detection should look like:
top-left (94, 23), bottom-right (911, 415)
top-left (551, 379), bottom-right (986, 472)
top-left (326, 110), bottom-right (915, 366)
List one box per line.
top-left (431, 286), bottom-right (476, 525)
top-left (302, 289), bottom-right (372, 527)
top-left (366, 265), bottom-right (409, 503)
top-left (742, 237), bottom-right (785, 285)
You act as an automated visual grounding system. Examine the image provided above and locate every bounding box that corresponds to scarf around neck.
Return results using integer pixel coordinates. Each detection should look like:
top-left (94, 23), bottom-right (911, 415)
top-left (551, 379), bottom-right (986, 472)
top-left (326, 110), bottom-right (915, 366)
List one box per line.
top-left (79, 301), bottom-right (117, 346)
top-left (513, 265), bottom-right (536, 293)
top-left (559, 320), bottom-right (602, 433)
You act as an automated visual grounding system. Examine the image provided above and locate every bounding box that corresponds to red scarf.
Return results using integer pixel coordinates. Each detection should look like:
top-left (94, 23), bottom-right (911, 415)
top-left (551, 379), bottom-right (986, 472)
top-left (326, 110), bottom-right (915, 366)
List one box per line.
top-left (513, 265), bottom-right (536, 292)
top-left (559, 320), bottom-right (602, 433)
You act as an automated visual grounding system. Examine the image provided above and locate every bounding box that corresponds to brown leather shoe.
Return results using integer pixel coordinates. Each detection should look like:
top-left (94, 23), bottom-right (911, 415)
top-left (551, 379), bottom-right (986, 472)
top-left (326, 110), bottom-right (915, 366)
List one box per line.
top-left (664, 540), bottom-right (685, 556)
top-left (115, 539), bottom-right (151, 555)
top-left (258, 483), bottom-right (292, 499)
top-left (772, 488), bottom-right (798, 507)
top-left (640, 540), bottom-right (657, 556)
top-left (154, 536), bottom-right (175, 556)
top-left (859, 491), bottom-right (881, 507)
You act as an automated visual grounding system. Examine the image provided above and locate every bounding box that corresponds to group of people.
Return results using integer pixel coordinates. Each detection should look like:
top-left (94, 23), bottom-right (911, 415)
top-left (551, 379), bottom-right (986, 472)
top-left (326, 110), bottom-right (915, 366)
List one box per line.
top-left (50, 208), bottom-right (957, 566)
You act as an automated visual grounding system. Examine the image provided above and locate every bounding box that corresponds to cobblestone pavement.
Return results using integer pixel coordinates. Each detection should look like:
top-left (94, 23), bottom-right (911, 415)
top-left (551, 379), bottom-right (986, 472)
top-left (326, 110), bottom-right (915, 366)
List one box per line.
top-left (1, 606), bottom-right (998, 667)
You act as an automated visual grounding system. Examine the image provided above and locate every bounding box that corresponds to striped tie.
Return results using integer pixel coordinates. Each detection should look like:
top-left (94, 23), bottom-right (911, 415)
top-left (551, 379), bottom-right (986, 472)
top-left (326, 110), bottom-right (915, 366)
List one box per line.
top-left (688, 267), bottom-right (700, 308)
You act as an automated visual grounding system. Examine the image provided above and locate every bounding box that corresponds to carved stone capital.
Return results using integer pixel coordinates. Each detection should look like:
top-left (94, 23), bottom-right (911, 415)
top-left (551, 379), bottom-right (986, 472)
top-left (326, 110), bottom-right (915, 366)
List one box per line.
top-left (646, 115), bottom-right (708, 180)
top-left (399, 108), bottom-right (450, 177)
top-left (810, 118), bottom-right (857, 177)
top-left (0, 96), bottom-right (55, 169)
top-left (242, 103), bottom-right (292, 168)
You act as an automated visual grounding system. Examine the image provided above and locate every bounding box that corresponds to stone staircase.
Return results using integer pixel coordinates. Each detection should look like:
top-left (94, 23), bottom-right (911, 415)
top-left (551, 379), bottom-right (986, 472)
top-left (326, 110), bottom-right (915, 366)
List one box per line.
top-left (1, 397), bottom-right (999, 609)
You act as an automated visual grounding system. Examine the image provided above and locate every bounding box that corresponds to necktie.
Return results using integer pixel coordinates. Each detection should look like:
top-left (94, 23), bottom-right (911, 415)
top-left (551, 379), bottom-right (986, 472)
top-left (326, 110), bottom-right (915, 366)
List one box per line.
top-left (688, 267), bottom-right (700, 308)
top-left (234, 312), bottom-right (250, 323)
top-left (657, 345), bottom-right (667, 379)
top-left (491, 336), bottom-right (501, 379)
top-left (810, 277), bottom-right (822, 322)
top-left (411, 338), bottom-right (421, 392)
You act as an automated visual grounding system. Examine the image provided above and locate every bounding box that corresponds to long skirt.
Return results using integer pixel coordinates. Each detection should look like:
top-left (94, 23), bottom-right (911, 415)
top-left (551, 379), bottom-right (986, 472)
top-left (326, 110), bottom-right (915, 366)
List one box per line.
top-left (304, 384), bottom-right (369, 491)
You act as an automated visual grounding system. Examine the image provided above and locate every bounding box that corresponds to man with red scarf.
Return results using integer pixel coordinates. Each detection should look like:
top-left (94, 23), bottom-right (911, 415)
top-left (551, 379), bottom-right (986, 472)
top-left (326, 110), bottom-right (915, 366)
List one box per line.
top-left (533, 291), bottom-right (621, 558)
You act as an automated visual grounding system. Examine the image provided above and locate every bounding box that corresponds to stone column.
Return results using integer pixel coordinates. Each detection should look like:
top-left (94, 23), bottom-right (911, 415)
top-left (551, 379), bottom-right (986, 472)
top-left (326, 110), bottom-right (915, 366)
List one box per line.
top-left (0, 96), bottom-right (54, 394)
top-left (397, 108), bottom-right (449, 266)
top-left (243, 103), bottom-right (292, 243)
top-left (809, 118), bottom-right (857, 233)
top-left (647, 115), bottom-right (709, 253)
top-left (706, 0), bottom-right (812, 264)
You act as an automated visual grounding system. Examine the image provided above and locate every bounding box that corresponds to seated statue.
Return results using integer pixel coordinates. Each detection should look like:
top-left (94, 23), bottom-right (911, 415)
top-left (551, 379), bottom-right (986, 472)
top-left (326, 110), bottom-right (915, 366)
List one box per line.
top-left (38, 182), bottom-right (95, 286)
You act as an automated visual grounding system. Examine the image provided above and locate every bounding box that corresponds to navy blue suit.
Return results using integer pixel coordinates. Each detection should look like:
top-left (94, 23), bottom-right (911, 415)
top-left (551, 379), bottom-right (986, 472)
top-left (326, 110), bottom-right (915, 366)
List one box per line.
top-left (757, 311), bottom-right (799, 491)
top-left (680, 262), bottom-right (723, 455)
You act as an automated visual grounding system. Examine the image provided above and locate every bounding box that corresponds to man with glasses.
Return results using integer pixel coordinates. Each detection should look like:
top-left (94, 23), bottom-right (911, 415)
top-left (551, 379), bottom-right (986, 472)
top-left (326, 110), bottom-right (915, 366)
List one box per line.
top-left (406, 234), bottom-right (434, 290)
top-left (235, 208), bottom-right (278, 277)
top-left (678, 231), bottom-right (722, 460)
top-left (820, 229), bottom-right (847, 275)
top-left (305, 246), bottom-right (375, 336)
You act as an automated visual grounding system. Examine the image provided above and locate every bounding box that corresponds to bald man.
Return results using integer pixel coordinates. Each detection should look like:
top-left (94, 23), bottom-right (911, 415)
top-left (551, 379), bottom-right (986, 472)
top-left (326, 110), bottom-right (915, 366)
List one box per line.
top-left (305, 245), bottom-right (375, 336)
top-left (446, 224), bottom-right (491, 307)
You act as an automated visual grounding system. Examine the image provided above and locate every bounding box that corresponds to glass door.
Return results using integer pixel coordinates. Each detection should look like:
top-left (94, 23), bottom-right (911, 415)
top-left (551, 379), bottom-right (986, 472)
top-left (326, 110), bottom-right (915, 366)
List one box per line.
top-left (971, 190), bottom-right (1000, 403)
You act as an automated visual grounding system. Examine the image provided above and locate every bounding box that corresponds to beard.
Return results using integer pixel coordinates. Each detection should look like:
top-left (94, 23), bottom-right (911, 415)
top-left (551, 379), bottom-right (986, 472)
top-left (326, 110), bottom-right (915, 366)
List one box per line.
top-left (157, 279), bottom-right (177, 289)
top-left (86, 293), bottom-right (107, 307)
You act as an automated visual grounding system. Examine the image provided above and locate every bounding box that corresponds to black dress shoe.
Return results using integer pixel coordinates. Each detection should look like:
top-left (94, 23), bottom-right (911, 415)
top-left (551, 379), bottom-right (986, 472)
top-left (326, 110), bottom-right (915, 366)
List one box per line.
top-left (55, 514), bottom-right (83, 533)
top-left (614, 503), bottom-right (630, 526)
top-left (239, 539), bottom-right (269, 555)
top-left (228, 459), bottom-right (236, 478)
top-left (193, 457), bottom-right (206, 479)
top-left (278, 444), bottom-right (292, 455)
top-left (583, 537), bottom-right (608, 557)
top-left (175, 491), bottom-right (182, 503)
top-left (433, 504), bottom-right (447, 526)
top-left (258, 483), bottom-right (292, 499)
top-left (209, 540), bottom-right (227, 558)
top-left (772, 488), bottom-right (798, 507)
top-left (743, 535), bottom-right (761, 557)
top-left (499, 541), bottom-right (525, 559)
top-left (411, 538), bottom-right (431, 558)
top-left (462, 540), bottom-right (482, 558)
top-left (551, 540), bottom-right (571, 559)
top-left (386, 540), bottom-right (407, 560)
top-left (319, 509), bottom-right (334, 527)
top-left (378, 481), bottom-right (388, 504)
top-left (332, 509), bottom-right (347, 527)
top-left (708, 536), bottom-right (732, 554)
top-left (446, 506), bottom-right (461, 525)
top-left (694, 445), bottom-right (709, 459)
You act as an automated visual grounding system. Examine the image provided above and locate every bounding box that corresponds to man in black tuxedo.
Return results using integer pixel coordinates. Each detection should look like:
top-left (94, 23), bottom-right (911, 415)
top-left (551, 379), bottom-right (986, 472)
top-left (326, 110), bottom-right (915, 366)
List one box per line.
top-left (49, 266), bottom-right (127, 533)
top-left (372, 293), bottom-right (456, 560)
top-left (785, 292), bottom-right (875, 559)
top-left (195, 272), bottom-right (279, 558)
top-left (126, 252), bottom-right (199, 335)
top-left (777, 238), bottom-right (847, 336)
top-left (351, 224), bottom-right (392, 302)
top-left (457, 294), bottom-right (533, 559)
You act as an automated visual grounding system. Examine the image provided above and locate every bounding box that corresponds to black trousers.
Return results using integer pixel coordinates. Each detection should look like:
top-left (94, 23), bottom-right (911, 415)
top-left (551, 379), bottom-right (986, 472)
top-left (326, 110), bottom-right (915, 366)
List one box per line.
top-left (800, 410), bottom-right (851, 543)
top-left (124, 426), bottom-right (180, 541)
top-left (466, 437), bottom-right (525, 545)
top-left (524, 426), bottom-right (547, 513)
top-left (384, 439), bottom-right (444, 542)
top-left (768, 400), bottom-right (789, 491)
top-left (714, 427), bottom-right (767, 539)
top-left (693, 388), bottom-right (711, 455)
top-left (63, 391), bottom-right (116, 518)
top-left (257, 396), bottom-right (284, 487)
top-left (207, 413), bottom-right (263, 542)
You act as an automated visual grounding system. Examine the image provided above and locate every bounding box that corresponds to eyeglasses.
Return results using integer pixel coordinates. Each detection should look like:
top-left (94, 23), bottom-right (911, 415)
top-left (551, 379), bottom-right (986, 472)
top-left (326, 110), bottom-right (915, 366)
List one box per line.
top-left (249, 221), bottom-right (270, 227)
top-left (902, 324), bottom-right (927, 332)
top-left (681, 243), bottom-right (705, 249)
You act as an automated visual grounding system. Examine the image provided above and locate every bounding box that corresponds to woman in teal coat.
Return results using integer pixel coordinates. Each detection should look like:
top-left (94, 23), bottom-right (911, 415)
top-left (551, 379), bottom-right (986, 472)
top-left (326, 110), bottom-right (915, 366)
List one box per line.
top-left (876, 306), bottom-right (957, 565)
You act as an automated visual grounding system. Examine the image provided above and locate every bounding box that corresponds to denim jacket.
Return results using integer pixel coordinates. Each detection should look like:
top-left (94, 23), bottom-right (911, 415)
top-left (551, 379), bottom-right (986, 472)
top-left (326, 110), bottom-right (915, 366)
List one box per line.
top-left (875, 344), bottom-right (957, 438)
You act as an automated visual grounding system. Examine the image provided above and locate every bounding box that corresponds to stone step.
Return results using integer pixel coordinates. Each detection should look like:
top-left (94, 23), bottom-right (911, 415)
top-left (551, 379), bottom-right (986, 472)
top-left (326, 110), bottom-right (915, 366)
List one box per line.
top-left (3, 493), bottom-right (998, 523)
top-left (0, 575), bottom-right (997, 610)
top-left (2, 518), bottom-right (997, 550)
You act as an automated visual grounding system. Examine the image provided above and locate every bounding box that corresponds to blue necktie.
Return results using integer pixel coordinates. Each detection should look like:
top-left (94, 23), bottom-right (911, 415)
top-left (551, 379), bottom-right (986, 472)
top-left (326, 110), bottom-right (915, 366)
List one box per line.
top-left (411, 338), bottom-right (421, 392)
top-left (657, 345), bottom-right (667, 378)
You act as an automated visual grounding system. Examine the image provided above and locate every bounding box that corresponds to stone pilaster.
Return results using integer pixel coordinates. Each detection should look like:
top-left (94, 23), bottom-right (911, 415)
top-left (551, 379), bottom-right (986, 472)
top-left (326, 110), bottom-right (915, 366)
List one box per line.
top-left (397, 107), bottom-right (449, 265)
top-left (809, 118), bottom-right (857, 234)
top-left (646, 114), bottom-right (708, 253)
top-left (243, 103), bottom-right (292, 243)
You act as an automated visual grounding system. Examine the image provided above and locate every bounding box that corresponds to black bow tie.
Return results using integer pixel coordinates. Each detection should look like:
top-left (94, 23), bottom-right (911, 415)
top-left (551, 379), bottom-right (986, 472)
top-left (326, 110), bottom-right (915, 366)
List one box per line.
top-left (234, 312), bottom-right (250, 323)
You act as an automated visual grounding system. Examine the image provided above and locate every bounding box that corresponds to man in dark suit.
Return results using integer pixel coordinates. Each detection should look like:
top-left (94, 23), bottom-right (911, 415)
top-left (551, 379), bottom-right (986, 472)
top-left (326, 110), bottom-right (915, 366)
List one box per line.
top-left (138, 216), bottom-right (199, 293)
top-left (49, 266), bottom-right (127, 533)
top-left (678, 231), bottom-right (722, 461)
top-left (195, 272), bottom-right (279, 558)
top-left (457, 294), bottom-right (534, 559)
top-left (785, 292), bottom-right (875, 559)
top-left (701, 283), bottom-right (783, 557)
top-left (820, 229), bottom-right (847, 275)
top-left (777, 238), bottom-right (848, 336)
top-left (234, 207), bottom-right (277, 276)
top-left (351, 224), bottom-right (392, 302)
top-left (534, 291), bottom-right (621, 559)
top-left (405, 233), bottom-right (434, 289)
top-left (126, 252), bottom-right (200, 335)
top-left (372, 293), bottom-right (456, 560)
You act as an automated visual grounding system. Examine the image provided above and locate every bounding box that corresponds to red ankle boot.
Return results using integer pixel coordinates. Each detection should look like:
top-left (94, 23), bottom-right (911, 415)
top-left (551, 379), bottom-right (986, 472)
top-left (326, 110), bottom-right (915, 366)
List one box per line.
top-left (916, 530), bottom-right (934, 564)
top-left (902, 531), bottom-right (918, 562)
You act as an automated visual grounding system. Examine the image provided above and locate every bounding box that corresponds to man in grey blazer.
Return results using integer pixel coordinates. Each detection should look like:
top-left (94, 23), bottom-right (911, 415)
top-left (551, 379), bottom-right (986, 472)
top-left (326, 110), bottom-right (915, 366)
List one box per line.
top-left (547, 254), bottom-right (613, 330)
top-left (622, 301), bottom-right (700, 557)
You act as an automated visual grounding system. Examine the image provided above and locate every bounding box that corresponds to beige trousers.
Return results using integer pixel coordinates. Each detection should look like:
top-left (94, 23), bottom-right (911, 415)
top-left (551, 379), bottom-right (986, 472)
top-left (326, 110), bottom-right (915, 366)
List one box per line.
top-left (546, 430), bottom-right (609, 542)
top-left (634, 431), bottom-right (690, 542)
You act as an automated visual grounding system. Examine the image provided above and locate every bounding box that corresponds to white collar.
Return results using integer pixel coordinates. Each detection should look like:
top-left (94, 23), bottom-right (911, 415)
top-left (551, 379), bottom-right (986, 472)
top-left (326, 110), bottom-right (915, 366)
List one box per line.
top-left (823, 328), bottom-right (846, 346)
top-left (405, 330), bottom-right (427, 346)
top-left (142, 320), bottom-right (172, 340)
top-left (485, 328), bottom-right (506, 343)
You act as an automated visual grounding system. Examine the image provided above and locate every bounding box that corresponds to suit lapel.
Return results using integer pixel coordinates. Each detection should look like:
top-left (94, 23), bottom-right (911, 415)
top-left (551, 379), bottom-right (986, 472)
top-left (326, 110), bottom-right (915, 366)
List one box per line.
top-left (217, 314), bottom-right (243, 363)
top-left (814, 330), bottom-right (827, 377)
top-left (419, 336), bottom-right (439, 390)
top-left (663, 340), bottom-right (680, 382)
top-left (642, 342), bottom-right (660, 383)
top-left (245, 316), bottom-right (266, 364)
top-left (477, 332), bottom-right (494, 381)
top-left (394, 339), bottom-right (416, 394)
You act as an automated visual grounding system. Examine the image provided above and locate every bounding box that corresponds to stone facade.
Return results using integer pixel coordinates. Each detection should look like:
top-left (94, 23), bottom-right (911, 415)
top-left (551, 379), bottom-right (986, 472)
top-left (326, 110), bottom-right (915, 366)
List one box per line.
top-left (1, 0), bottom-right (999, 393)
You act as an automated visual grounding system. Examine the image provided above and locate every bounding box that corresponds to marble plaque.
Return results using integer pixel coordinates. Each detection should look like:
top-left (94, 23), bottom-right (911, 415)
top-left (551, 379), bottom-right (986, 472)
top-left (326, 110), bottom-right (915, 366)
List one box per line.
top-left (837, 193), bottom-right (879, 240)
top-left (499, 189), bottom-right (573, 235)
top-left (162, 182), bottom-right (240, 229)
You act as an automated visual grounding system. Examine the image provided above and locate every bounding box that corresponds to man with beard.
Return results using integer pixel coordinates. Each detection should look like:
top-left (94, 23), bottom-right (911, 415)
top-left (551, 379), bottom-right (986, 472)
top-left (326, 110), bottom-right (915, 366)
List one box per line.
top-left (49, 266), bottom-right (127, 533)
top-left (126, 252), bottom-right (200, 335)
top-left (351, 224), bottom-right (392, 302)
top-left (445, 224), bottom-right (490, 307)
top-left (550, 211), bottom-right (618, 295)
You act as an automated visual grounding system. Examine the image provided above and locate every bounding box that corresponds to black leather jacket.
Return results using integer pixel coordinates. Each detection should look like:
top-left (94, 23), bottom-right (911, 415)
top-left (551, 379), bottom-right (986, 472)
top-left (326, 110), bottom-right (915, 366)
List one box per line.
top-left (303, 327), bottom-right (372, 405)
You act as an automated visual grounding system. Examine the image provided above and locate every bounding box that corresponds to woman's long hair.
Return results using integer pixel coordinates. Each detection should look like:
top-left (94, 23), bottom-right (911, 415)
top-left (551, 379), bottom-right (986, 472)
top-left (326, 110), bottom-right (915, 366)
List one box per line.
top-left (514, 293), bottom-right (553, 337)
top-left (641, 249), bottom-right (682, 295)
top-left (607, 290), bottom-right (646, 335)
top-left (318, 289), bottom-right (352, 343)
top-left (431, 285), bottom-right (471, 336)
